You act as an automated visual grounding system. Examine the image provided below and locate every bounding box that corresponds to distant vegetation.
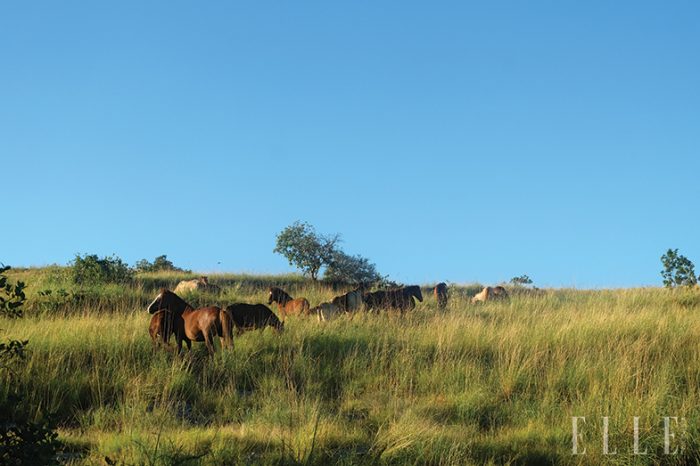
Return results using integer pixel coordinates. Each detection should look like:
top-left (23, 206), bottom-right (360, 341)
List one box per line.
top-left (661, 248), bottom-right (697, 288)
top-left (134, 254), bottom-right (189, 273)
top-left (69, 253), bottom-right (191, 286)
top-left (509, 274), bottom-right (533, 287)
top-left (274, 221), bottom-right (382, 284)
top-left (70, 253), bottom-right (133, 285)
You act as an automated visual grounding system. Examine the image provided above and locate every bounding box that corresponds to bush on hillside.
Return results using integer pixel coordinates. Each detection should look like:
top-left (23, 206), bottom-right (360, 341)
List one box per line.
top-left (134, 254), bottom-right (189, 273)
top-left (70, 253), bottom-right (133, 285)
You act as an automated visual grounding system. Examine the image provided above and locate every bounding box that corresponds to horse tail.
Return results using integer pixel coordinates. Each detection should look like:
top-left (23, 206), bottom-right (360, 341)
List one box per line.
top-left (219, 307), bottom-right (234, 349)
top-left (301, 298), bottom-right (311, 316)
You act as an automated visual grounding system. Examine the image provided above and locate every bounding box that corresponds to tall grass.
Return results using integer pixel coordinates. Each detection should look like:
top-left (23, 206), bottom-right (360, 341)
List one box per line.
top-left (2, 269), bottom-right (700, 464)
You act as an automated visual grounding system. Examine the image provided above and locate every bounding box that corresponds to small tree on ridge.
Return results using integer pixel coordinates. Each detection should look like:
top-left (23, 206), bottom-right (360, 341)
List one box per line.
top-left (660, 248), bottom-right (697, 288)
top-left (273, 221), bottom-right (339, 280)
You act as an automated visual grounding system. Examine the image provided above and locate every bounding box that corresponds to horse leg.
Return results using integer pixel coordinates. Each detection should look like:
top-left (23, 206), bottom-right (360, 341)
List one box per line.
top-left (219, 309), bottom-right (234, 349)
top-left (204, 329), bottom-right (216, 355)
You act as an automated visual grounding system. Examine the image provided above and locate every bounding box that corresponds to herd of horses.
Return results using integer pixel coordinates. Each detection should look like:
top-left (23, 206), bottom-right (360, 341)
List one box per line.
top-left (147, 280), bottom-right (509, 355)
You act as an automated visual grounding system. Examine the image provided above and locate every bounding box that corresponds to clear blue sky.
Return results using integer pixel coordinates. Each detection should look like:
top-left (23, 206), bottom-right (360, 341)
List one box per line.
top-left (2, 1), bottom-right (698, 288)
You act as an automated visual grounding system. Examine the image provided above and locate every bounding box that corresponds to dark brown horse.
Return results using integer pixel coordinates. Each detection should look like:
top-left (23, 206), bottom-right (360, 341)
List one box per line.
top-left (147, 289), bottom-right (233, 355)
top-left (362, 289), bottom-right (391, 311)
top-left (434, 283), bottom-right (448, 309)
top-left (149, 309), bottom-right (174, 348)
top-left (225, 303), bottom-right (284, 333)
top-left (268, 287), bottom-right (310, 320)
top-left (363, 285), bottom-right (423, 313)
top-left (392, 285), bottom-right (423, 311)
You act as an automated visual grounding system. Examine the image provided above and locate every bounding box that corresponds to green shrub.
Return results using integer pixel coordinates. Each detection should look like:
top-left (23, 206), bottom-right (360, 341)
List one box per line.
top-left (0, 265), bottom-right (26, 318)
top-left (71, 254), bottom-right (133, 286)
top-left (0, 266), bottom-right (60, 465)
top-left (134, 255), bottom-right (189, 273)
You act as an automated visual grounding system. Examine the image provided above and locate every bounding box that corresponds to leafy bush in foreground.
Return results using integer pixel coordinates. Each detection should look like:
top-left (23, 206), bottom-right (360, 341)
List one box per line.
top-left (0, 265), bottom-right (26, 318)
top-left (0, 266), bottom-right (60, 465)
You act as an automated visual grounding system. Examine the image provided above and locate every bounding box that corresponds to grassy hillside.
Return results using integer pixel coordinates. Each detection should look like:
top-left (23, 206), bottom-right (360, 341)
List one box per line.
top-left (2, 268), bottom-right (700, 465)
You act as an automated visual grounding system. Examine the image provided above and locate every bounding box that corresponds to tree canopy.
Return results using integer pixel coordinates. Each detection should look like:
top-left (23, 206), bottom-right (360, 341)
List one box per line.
top-left (273, 221), bottom-right (381, 284)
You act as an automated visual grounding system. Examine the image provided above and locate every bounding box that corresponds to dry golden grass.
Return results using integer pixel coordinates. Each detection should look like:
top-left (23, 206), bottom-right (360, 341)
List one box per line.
top-left (3, 269), bottom-right (700, 464)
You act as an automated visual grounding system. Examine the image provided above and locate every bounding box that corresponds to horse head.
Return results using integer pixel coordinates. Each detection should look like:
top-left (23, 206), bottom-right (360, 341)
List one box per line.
top-left (409, 285), bottom-right (423, 302)
top-left (147, 289), bottom-right (189, 315)
top-left (268, 287), bottom-right (290, 305)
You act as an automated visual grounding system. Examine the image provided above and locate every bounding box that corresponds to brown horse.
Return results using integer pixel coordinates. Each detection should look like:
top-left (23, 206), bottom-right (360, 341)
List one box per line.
top-left (147, 289), bottom-right (233, 355)
top-left (268, 287), bottom-right (310, 319)
top-left (392, 285), bottom-right (423, 312)
top-left (149, 309), bottom-right (174, 348)
top-left (225, 303), bottom-right (284, 333)
top-left (434, 283), bottom-right (448, 309)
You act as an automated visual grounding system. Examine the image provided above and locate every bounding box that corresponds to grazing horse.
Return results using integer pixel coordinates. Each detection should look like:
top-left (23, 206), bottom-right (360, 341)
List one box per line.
top-left (147, 289), bottom-right (233, 355)
top-left (363, 286), bottom-right (423, 313)
top-left (331, 286), bottom-right (364, 313)
top-left (471, 286), bottom-right (509, 303)
top-left (267, 287), bottom-right (310, 320)
top-left (312, 302), bottom-right (343, 322)
top-left (434, 283), bottom-right (448, 309)
top-left (225, 303), bottom-right (284, 333)
top-left (174, 276), bottom-right (221, 295)
top-left (149, 310), bottom-right (174, 348)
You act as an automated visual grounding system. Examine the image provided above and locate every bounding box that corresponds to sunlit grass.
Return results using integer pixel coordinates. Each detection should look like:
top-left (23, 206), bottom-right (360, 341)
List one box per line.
top-left (2, 269), bottom-right (700, 464)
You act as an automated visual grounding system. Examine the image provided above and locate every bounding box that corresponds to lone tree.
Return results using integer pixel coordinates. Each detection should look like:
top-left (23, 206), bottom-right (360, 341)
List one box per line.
top-left (274, 221), bottom-right (339, 280)
top-left (661, 248), bottom-right (697, 288)
top-left (324, 250), bottom-right (383, 285)
top-left (510, 274), bottom-right (533, 287)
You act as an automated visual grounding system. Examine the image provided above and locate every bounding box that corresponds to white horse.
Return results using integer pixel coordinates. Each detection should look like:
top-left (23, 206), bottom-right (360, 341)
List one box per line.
top-left (471, 286), bottom-right (509, 303)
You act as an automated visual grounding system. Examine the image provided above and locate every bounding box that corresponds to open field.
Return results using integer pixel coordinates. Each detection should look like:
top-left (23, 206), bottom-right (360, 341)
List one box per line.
top-left (3, 268), bottom-right (700, 464)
